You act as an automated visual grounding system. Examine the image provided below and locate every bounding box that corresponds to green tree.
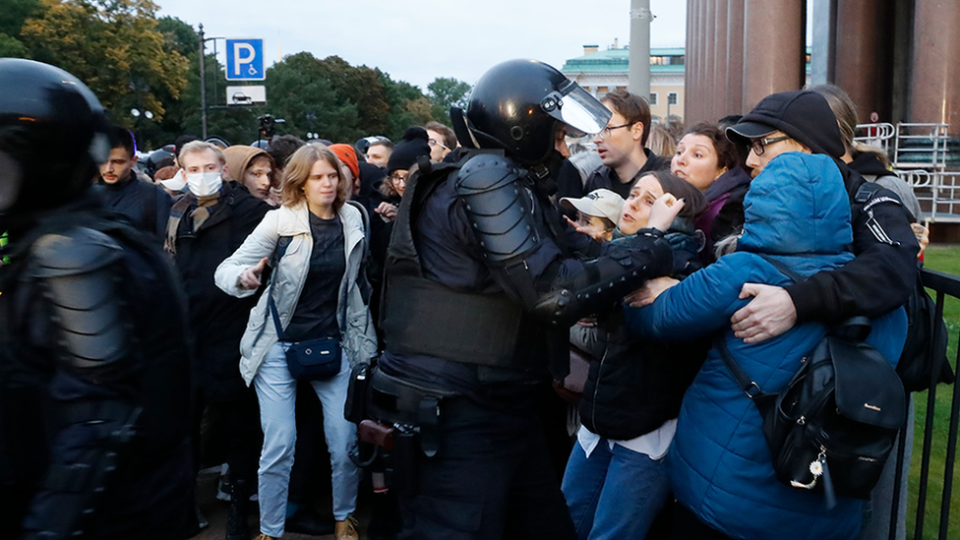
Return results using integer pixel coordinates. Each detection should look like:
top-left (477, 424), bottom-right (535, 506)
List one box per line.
top-left (0, 0), bottom-right (45, 58)
top-left (0, 33), bottom-right (30, 57)
top-left (427, 77), bottom-right (471, 124)
top-left (266, 52), bottom-right (359, 142)
top-left (316, 56), bottom-right (390, 137)
top-left (21, 0), bottom-right (188, 129)
top-left (379, 72), bottom-right (436, 140)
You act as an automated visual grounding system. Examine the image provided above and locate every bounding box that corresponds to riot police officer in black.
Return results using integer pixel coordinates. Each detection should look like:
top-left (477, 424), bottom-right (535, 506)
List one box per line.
top-left (0, 59), bottom-right (194, 539)
top-left (363, 59), bottom-right (684, 539)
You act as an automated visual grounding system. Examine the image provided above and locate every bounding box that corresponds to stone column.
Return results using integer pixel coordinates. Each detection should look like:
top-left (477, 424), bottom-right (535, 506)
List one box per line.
top-left (909, 0), bottom-right (960, 133)
top-left (713, 0), bottom-right (729, 120)
top-left (725, 0), bottom-right (745, 116)
top-left (684, 0), bottom-right (700, 124)
top-left (741, 0), bottom-right (805, 111)
top-left (700, 0), bottom-right (716, 123)
top-left (834, 0), bottom-right (893, 122)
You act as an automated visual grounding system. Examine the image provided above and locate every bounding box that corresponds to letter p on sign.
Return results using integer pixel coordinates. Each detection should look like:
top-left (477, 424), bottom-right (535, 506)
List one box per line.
top-left (225, 39), bottom-right (264, 81)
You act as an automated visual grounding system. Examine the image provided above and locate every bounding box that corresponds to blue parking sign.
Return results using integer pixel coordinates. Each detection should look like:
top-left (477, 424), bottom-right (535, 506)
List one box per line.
top-left (226, 39), bottom-right (264, 81)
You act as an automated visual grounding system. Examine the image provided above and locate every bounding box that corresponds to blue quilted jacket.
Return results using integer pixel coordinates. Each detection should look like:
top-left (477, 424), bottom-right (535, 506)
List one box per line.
top-left (625, 153), bottom-right (907, 540)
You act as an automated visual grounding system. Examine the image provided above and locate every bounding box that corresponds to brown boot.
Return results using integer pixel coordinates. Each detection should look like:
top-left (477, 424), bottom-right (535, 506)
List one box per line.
top-left (335, 515), bottom-right (360, 540)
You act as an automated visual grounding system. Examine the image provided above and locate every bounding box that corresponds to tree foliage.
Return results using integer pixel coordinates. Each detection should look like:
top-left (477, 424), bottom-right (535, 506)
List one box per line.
top-left (21, 0), bottom-right (188, 128)
top-left (3, 0), bottom-right (466, 149)
top-left (427, 77), bottom-right (472, 124)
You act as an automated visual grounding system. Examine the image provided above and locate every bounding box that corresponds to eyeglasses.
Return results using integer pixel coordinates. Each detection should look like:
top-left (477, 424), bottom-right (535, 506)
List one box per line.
top-left (597, 122), bottom-right (635, 140)
top-left (750, 135), bottom-right (791, 156)
top-left (427, 139), bottom-right (449, 150)
top-left (388, 173), bottom-right (408, 184)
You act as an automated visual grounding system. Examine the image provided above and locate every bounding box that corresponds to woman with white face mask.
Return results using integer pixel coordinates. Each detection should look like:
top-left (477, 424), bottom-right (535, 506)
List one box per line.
top-left (215, 143), bottom-right (378, 540)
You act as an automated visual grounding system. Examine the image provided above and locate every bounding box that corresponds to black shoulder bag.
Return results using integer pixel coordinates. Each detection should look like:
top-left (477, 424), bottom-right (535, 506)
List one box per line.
top-left (717, 256), bottom-right (906, 508)
top-left (268, 236), bottom-right (343, 381)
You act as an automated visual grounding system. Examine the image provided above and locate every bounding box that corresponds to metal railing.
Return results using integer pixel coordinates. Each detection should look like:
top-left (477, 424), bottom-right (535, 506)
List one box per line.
top-left (894, 268), bottom-right (960, 540)
top-left (894, 123), bottom-right (951, 171)
top-left (856, 122), bottom-right (897, 155)
top-left (898, 170), bottom-right (960, 223)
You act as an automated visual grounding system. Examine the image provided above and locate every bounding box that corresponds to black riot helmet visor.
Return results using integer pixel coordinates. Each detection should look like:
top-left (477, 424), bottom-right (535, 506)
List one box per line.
top-left (454, 59), bottom-right (611, 165)
top-left (540, 78), bottom-right (611, 137)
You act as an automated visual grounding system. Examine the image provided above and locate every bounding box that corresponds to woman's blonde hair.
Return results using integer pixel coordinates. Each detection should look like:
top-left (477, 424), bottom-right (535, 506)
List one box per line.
top-left (281, 143), bottom-right (351, 210)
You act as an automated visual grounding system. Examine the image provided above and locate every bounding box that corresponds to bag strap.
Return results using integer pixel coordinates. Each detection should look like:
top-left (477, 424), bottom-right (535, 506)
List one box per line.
top-left (715, 336), bottom-right (765, 398)
top-left (267, 236), bottom-right (293, 341)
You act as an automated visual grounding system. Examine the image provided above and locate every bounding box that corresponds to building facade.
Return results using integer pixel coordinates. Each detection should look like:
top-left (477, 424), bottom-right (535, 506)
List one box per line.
top-left (561, 46), bottom-right (686, 123)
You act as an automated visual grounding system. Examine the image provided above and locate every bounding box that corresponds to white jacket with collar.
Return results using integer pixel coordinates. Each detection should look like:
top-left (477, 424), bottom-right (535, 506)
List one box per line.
top-left (215, 201), bottom-right (378, 386)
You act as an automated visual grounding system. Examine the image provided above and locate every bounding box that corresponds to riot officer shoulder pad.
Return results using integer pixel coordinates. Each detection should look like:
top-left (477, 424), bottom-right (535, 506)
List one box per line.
top-left (454, 153), bottom-right (540, 264)
top-left (456, 153), bottom-right (520, 195)
top-left (26, 227), bottom-right (124, 279)
top-left (26, 227), bottom-right (129, 370)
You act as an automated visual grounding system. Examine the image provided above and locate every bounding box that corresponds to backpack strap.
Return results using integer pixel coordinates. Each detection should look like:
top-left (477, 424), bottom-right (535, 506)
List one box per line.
top-left (345, 200), bottom-right (371, 267)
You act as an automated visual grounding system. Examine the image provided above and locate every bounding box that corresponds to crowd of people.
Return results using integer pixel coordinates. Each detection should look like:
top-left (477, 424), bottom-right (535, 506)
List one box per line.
top-left (0, 56), bottom-right (928, 540)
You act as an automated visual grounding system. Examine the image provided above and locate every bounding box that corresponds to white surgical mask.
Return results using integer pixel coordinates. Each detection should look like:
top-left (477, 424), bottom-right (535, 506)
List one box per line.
top-left (185, 171), bottom-right (222, 197)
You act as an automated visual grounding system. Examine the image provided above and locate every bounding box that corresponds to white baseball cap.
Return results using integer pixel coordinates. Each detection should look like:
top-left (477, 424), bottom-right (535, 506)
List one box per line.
top-left (560, 189), bottom-right (624, 223)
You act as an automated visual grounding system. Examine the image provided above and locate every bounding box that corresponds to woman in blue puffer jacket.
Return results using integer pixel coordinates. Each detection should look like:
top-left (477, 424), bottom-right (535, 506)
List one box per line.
top-left (625, 151), bottom-right (907, 540)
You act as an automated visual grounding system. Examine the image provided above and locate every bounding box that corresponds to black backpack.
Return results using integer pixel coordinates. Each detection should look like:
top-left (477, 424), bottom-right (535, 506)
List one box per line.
top-left (718, 257), bottom-right (906, 507)
top-left (896, 262), bottom-right (955, 392)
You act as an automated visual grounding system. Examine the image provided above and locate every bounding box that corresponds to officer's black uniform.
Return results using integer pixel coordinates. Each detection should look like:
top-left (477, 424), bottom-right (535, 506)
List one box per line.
top-left (361, 60), bottom-right (678, 540)
top-left (0, 59), bottom-right (194, 540)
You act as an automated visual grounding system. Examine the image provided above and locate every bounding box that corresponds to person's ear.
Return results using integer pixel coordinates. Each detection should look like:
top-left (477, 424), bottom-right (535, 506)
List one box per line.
top-left (221, 164), bottom-right (229, 178)
top-left (632, 122), bottom-right (645, 142)
top-left (130, 154), bottom-right (138, 165)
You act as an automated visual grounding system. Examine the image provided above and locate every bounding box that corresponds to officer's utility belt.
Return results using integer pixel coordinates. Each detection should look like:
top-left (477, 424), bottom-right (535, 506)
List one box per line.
top-left (381, 275), bottom-right (524, 368)
top-left (363, 366), bottom-right (459, 458)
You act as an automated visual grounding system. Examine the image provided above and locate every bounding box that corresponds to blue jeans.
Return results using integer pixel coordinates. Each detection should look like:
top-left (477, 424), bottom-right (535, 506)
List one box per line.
top-left (562, 439), bottom-right (670, 540)
top-left (253, 343), bottom-right (360, 537)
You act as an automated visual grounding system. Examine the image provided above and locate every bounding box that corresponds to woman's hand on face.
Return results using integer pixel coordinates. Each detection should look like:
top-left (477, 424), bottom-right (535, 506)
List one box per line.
top-left (625, 277), bottom-right (680, 308)
top-left (238, 257), bottom-right (268, 290)
top-left (646, 193), bottom-right (685, 232)
top-left (375, 202), bottom-right (398, 222)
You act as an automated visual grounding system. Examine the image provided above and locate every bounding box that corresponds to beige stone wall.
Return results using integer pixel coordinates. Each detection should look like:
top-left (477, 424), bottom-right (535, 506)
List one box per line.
top-left (649, 83), bottom-right (684, 122)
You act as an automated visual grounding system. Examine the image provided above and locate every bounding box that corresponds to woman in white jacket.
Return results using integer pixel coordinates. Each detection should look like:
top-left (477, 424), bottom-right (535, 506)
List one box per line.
top-left (216, 144), bottom-right (377, 540)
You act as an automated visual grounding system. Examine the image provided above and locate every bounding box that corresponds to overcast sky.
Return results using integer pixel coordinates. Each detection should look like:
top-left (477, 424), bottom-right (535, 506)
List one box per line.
top-left (155, 0), bottom-right (688, 90)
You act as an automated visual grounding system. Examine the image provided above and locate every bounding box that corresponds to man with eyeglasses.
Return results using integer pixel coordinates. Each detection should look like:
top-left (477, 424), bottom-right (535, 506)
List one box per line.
top-left (723, 90), bottom-right (918, 344)
top-left (583, 89), bottom-right (668, 200)
top-left (425, 121), bottom-right (457, 163)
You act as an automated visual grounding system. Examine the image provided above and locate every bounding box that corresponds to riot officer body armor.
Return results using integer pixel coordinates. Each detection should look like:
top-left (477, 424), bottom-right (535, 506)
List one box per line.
top-left (0, 59), bottom-right (194, 539)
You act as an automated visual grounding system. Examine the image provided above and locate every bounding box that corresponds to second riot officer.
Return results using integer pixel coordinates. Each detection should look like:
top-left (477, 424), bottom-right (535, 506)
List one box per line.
top-left (360, 59), bottom-right (686, 539)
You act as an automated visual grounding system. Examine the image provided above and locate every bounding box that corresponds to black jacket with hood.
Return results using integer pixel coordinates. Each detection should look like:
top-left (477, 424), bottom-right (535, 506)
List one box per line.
top-left (169, 181), bottom-right (270, 400)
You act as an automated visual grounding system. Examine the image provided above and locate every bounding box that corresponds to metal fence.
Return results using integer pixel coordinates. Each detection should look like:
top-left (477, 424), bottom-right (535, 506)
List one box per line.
top-left (899, 170), bottom-right (960, 223)
top-left (895, 268), bottom-right (960, 540)
top-left (854, 122), bottom-right (960, 222)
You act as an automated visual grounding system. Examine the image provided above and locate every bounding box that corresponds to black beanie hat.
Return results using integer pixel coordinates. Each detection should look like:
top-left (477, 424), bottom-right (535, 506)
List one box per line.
top-left (387, 127), bottom-right (431, 174)
top-left (726, 90), bottom-right (845, 159)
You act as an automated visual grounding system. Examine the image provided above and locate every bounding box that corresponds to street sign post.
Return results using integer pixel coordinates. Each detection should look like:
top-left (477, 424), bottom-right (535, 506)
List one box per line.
top-left (225, 38), bottom-right (264, 81)
top-left (226, 85), bottom-right (267, 105)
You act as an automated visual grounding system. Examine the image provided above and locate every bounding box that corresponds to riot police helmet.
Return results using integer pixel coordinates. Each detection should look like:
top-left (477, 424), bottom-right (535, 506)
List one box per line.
top-left (0, 58), bottom-right (110, 217)
top-left (452, 59), bottom-right (611, 165)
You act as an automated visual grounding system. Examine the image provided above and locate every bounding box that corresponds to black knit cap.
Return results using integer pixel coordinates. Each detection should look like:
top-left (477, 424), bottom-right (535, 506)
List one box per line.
top-left (726, 90), bottom-right (845, 159)
top-left (387, 127), bottom-right (431, 174)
